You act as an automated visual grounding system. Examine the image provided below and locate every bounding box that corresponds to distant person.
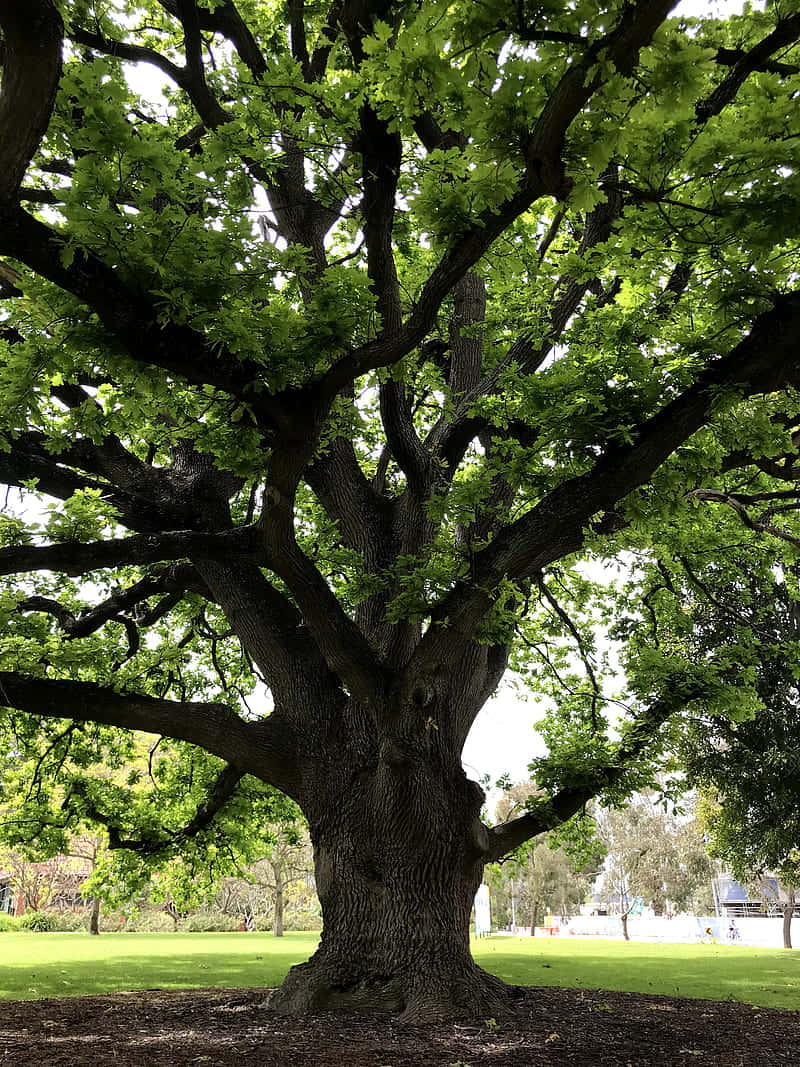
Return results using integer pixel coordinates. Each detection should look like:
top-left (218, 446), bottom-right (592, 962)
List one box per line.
top-left (728, 919), bottom-right (740, 941)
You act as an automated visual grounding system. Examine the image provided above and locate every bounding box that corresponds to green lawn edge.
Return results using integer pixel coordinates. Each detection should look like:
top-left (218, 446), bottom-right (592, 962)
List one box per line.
top-left (0, 932), bottom-right (797, 1011)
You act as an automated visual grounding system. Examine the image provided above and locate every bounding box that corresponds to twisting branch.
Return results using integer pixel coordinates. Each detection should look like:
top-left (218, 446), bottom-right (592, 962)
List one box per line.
top-left (16, 565), bottom-right (211, 639)
top-left (65, 763), bottom-right (246, 853)
top-left (686, 489), bottom-right (800, 551)
top-left (485, 680), bottom-right (708, 861)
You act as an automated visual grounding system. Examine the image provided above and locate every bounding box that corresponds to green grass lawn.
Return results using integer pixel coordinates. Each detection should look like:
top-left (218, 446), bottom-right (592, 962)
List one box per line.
top-left (0, 931), bottom-right (798, 1010)
top-left (476, 935), bottom-right (800, 1011)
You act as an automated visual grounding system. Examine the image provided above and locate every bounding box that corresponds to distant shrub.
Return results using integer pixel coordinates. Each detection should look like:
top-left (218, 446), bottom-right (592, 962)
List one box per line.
top-left (252, 913), bottom-right (321, 933)
top-left (282, 914), bottom-right (322, 932)
top-left (0, 913), bottom-right (20, 932)
top-left (184, 911), bottom-right (240, 933)
top-left (124, 911), bottom-right (177, 933)
top-left (44, 911), bottom-right (87, 932)
top-left (19, 911), bottom-right (56, 931)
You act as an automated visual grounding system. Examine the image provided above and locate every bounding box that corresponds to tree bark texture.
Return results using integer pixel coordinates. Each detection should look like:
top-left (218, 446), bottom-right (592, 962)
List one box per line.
top-left (270, 737), bottom-right (509, 1021)
top-left (271, 862), bottom-right (285, 938)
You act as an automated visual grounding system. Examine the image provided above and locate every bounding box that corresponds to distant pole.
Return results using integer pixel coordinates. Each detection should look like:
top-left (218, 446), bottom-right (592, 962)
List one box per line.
top-left (510, 879), bottom-right (516, 931)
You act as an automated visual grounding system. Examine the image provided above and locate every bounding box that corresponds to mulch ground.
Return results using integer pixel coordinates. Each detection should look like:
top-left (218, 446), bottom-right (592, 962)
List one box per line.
top-left (1, 985), bottom-right (798, 1066)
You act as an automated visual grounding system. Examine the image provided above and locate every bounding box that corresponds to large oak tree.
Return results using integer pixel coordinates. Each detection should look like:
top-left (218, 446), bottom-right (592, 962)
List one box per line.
top-left (1, 0), bottom-right (800, 1020)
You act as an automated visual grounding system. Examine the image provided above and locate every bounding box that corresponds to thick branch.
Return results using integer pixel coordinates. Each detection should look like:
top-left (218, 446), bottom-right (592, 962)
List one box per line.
top-left (157, 0), bottom-right (267, 78)
top-left (0, 205), bottom-right (288, 428)
top-left (696, 13), bottom-right (800, 122)
top-left (0, 0), bottom-right (63, 202)
top-left (318, 2), bottom-right (675, 403)
top-left (0, 526), bottom-right (261, 578)
top-left (485, 681), bottom-right (706, 860)
top-left (410, 291), bottom-right (800, 678)
top-left (0, 672), bottom-right (276, 779)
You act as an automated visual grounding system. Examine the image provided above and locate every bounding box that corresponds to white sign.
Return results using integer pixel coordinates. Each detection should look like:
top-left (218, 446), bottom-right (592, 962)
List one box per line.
top-left (474, 883), bottom-right (491, 936)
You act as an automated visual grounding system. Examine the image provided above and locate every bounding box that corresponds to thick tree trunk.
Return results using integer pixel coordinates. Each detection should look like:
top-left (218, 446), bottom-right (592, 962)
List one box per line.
top-left (88, 896), bottom-right (100, 936)
top-left (269, 751), bottom-right (510, 1022)
top-left (782, 901), bottom-right (793, 950)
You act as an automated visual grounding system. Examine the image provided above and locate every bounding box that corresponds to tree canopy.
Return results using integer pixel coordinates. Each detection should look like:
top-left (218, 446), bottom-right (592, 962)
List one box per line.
top-left (1, 0), bottom-right (800, 1019)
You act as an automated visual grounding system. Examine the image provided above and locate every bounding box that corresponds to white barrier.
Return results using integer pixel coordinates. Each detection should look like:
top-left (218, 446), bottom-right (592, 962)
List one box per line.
top-left (517, 914), bottom-right (795, 948)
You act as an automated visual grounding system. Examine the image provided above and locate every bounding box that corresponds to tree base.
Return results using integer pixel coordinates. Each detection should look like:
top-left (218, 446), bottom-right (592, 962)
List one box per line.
top-left (268, 955), bottom-right (514, 1023)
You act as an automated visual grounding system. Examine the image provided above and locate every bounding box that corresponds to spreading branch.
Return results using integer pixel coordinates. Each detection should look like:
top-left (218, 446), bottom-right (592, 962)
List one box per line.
top-left (696, 14), bottom-right (800, 123)
top-left (486, 681), bottom-right (707, 861)
top-left (687, 489), bottom-right (800, 551)
top-left (66, 762), bottom-right (246, 853)
top-left (0, 526), bottom-right (261, 578)
top-left (409, 291), bottom-right (800, 680)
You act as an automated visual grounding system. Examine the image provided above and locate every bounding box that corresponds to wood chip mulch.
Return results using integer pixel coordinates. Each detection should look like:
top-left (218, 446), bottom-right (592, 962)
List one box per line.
top-left (1, 985), bottom-right (798, 1066)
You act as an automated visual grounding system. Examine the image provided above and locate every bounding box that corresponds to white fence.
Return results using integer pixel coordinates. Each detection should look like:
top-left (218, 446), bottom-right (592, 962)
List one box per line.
top-left (508, 914), bottom-right (793, 948)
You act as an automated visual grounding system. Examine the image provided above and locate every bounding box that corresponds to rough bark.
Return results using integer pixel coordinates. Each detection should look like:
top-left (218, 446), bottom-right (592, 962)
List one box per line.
top-left (269, 740), bottom-right (508, 1022)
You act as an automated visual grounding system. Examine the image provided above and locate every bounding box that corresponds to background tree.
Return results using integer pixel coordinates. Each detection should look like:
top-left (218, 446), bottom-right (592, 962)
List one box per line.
top-left (619, 516), bottom-right (800, 948)
top-left (219, 828), bottom-right (315, 935)
top-left (597, 797), bottom-right (713, 938)
top-left (489, 782), bottom-right (602, 931)
top-left (1, 0), bottom-right (800, 1020)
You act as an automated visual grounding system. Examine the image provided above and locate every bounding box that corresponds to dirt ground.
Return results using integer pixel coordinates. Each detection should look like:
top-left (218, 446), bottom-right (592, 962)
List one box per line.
top-left (1, 985), bottom-right (798, 1066)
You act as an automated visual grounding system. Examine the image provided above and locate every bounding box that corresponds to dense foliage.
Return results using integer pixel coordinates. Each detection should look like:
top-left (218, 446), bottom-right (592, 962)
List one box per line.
top-left (1, 0), bottom-right (800, 1016)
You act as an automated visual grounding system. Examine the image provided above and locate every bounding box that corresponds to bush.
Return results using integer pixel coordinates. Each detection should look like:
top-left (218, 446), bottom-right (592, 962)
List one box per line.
top-left (251, 913), bottom-right (321, 933)
top-left (44, 911), bottom-right (88, 932)
top-left (123, 911), bottom-right (178, 932)
top-left (0, 912), bottom-right (20, 931)
top-left (184, 911), bottom-right (240, 933)
top-left (19, 911), bottom-right (57, 931)
top-left (282, 913), bottom-right (322, 932)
